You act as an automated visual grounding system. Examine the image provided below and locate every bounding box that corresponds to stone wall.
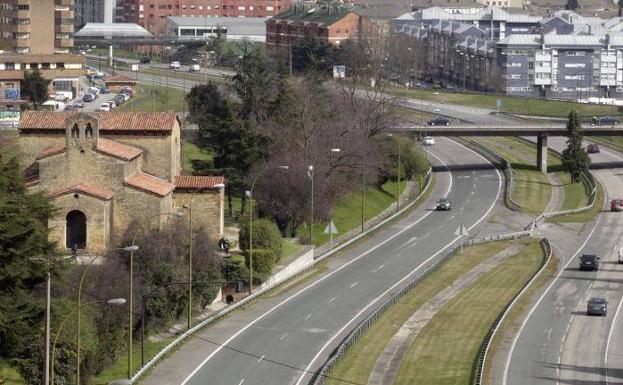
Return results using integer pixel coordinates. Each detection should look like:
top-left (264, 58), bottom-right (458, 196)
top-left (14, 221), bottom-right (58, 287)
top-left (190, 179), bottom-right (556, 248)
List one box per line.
top-left (48, 194), bottom-right (112, 252)
top-left (173, 189), bottom-right (224, 244)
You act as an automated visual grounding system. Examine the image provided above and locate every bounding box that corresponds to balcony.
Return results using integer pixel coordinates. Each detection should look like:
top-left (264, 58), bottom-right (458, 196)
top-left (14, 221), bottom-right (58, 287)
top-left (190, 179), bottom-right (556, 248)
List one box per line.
top-left (5, 24), bottom-right (31, 33)
top-left (55, 38), bottom-right (74, 49)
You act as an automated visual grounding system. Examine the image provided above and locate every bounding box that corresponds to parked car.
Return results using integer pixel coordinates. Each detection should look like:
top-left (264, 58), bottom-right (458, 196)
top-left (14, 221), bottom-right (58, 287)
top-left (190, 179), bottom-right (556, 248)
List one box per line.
top-left (140, 57), bottom-right (151, 64)
top-left (592, 116), bottom-right (620, 126)
top-left (619, 247), bottom-right (623, 264)
top-left (190, 63), bottom-right (201, 72)
top-left (436, 197), bottom-right (452, 211)
top-left (98, 103), bottom-right (111, 112)
top-left (427, 116), bottom-right (451, 126)
top-left (169, 61), bottom-right (181, 69)
top-left (82, 93), bottom-right (94, 103)
top-left (100, 87), bottom-right (110, 94)
top-left (51, 93), bottom-right (69, 102)
top-left (587, 143), bottom-right (600, 153)
top-left (88, 86), bottom-right (100, 96)
top-left (120, 87), bottom-right (135, 97)
top-left (106, 100), bottom-right (117, 109)
top-left (612, 198), bottom-right (623, 212)
top-left (579, 254), bottom-right (599, 271)
top-left (113, 95), bottom-right (126, 105)
top-left (424, 136), bottom-right (435, 146)
top-left (587, 296), bottom-right (607, 316)
top-left (63, 104), bottom-right (78, 111)
top-left (73, 99), bottom-right (85, 108)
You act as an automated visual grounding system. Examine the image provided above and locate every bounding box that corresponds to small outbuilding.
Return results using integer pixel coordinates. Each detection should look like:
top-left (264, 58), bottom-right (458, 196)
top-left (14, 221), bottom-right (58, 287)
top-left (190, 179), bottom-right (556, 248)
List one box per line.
top-left (105, 74), bottom-right (137, 93)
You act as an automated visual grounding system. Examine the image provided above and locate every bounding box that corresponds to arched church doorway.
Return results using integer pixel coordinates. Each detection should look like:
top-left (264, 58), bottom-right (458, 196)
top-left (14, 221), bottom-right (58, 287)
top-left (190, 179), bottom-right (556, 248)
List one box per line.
top-left (66, 210), bottom-right (87, 249)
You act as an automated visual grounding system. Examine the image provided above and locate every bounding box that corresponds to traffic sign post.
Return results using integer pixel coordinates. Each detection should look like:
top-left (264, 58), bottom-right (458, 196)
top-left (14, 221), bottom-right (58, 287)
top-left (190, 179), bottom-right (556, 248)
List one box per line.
top-left (325, 220), bottom-right (339, 249)
top-left (454, 223), bottom-right (469, 253)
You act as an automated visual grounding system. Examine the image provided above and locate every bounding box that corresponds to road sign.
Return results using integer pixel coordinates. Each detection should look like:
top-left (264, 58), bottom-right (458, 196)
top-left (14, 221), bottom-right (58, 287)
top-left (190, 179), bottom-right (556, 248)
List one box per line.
top-left (324, 220), bottom-right (339, 234)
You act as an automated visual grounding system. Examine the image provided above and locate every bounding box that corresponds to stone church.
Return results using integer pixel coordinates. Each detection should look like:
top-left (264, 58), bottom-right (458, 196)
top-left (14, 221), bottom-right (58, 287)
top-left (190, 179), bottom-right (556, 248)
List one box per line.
top-left (18, 111), bottom-right (225, 253)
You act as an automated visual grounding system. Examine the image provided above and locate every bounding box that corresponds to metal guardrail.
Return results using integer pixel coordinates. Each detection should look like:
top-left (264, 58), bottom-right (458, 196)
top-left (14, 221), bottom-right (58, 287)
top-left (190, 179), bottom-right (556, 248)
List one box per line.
top-left (129, 169), bottom-right (433, 383)
top-left (473, 238), bottom-right (553, 385)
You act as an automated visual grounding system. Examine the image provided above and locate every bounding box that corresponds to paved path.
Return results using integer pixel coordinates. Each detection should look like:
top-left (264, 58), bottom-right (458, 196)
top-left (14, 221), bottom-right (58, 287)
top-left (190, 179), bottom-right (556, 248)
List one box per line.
top-left (367, 242), bottom-right (521, 385)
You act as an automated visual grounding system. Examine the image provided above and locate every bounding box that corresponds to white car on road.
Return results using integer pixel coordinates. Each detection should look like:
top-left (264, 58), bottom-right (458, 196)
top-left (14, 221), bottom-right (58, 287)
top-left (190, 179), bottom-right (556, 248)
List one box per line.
top-left (424, 136), bottom-right (435, 146)
top-left (169, 61), bottom-right (181, 69)
top-left (98, 103), bottom-right (111, 112)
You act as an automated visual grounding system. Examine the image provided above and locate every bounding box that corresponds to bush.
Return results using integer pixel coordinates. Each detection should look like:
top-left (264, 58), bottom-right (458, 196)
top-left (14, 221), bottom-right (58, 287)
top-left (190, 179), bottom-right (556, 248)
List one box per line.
top-left (376, 135), bottom-right (428, 184)
top-left (239, 219), bottom-right (283, 277)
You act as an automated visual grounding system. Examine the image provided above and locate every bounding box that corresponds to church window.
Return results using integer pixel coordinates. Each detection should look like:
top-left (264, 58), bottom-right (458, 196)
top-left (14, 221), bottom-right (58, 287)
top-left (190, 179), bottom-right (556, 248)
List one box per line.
top-left (85, 123), bottom-right (93, 138)
top-left (66, 210), bottom-right (87, 249)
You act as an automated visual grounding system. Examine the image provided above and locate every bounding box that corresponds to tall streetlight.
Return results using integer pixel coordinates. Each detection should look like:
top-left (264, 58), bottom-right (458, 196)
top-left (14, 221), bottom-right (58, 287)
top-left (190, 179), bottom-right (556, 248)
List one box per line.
top-left (75, 246), bottom-right (136, 385)
top-left (329, 148), bottom-right (341, 249)
top-left (386, 134), bottom-right (402, 212)
top-left (246, 166), bottom-right (289, 294)
top-left (183, 183), bottom-right (224, 331)
top-left (128, 211), bottom-right (184, 378)
top-left (307, 165), bottom-right (314, 249)
top-left (51, 298), bottom-right (126, 385)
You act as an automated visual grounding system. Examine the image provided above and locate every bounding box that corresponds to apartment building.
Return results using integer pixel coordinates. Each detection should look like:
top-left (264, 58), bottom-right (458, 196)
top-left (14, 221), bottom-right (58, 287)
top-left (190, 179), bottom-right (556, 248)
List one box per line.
top-left (0, 0), bottom-right (85, 108)
top-left (394, 7), bottom-right (623, 99)
top-left (123, 0), bottom-right (290, 35)
top-left (75, 0), bottom-right (123, 26)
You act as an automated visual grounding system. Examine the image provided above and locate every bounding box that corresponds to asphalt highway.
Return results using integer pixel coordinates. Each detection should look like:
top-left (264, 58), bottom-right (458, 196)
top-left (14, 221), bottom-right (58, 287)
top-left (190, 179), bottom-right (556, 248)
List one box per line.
top-left (504, 138), bottom-right (623, 385)
top-left (142, 138), bottom-right (502, 385)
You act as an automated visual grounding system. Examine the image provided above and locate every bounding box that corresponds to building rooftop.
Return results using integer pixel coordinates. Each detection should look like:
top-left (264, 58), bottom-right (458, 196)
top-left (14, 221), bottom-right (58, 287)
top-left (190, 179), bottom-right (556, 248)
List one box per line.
top-left (167, 16), bottom-right (269, 36)
top-left (19, 112), bottom-right (177, 134)
top-left (75, 23), bottom-right (153, 38)
top-left (96, 138), bottom-right (142, 161)
top-left (48, 183), bottom-right (114, 201)
top-left (271, 5), bottom-right (357, 27)
top-left (125, 173), bottom-right (175, 197)
top-left (175, 176), bottom-right (225, 190)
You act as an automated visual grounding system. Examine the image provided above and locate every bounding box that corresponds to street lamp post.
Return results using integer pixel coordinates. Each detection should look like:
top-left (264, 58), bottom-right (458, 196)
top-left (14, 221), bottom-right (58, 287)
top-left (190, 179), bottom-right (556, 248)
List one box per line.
top-left (183, 183), bottom-right (224, 331)
top-left (246, 166), bottom-right (289, 295)
top-left (51, 298), bottom-right (126, 385)
top-left (308, 165), bottom-right (314, 248)
top-left (329, 148), bottom-right (341, 249)
top-left (127, 211), bottom-right (184, 378)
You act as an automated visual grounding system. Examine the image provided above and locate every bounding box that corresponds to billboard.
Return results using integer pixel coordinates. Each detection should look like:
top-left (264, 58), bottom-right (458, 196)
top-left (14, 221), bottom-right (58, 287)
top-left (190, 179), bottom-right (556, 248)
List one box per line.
top-left (333, 65), bottom-right (346, 79)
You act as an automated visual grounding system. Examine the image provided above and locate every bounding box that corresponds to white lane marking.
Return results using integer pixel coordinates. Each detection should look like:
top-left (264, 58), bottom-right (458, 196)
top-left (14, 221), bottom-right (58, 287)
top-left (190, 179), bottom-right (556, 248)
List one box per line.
top-left (257, 355), bottom-right (265, 363)
top-left (280, 333), bottom-right (288, 341)
top-left (450, 215), bottom-right (456, 220)
top-left (502, 216), bottom-right (603, 385)
top-left (180, 141), bottom-right (460, 385)
top-left (304, 314), bottom-right (312, 321)
top-left (293, 138), bottom-right (502, 385)
top-left (350, 282), bottom-right (358, 288)
top-left (371, 264), bottom-right (384, 273)
top-left (328, 296), bottom-right (336, 303)
top-left (481, 174), bottom-right (495, 177)
top-left (605, 290), bottom-right (623, 385)
top-left (237, 379), bottom-right (245, 385)
top-left (457, 175), bottom-right (471, 179)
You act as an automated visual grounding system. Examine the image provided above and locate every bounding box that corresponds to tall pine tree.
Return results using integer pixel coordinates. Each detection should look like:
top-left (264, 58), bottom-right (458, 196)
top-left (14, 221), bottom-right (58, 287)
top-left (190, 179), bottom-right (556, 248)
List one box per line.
top-left (561, 111), bottom-right (591, 183)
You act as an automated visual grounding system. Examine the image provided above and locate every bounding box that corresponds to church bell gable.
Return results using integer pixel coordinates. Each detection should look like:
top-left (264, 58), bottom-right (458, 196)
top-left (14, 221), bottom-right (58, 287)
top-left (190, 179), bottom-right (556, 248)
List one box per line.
top-left (65, 113), bottom-right (99, 151)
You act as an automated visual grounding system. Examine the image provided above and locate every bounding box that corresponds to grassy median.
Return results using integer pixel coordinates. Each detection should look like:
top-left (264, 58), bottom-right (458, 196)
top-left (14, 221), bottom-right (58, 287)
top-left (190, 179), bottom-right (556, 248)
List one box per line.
top-left (324, 240), bottom-right (526, 385)
top-left (117, 84), bottom-right (186, 112)
top-left (393, 239), bottom-right (545, 385)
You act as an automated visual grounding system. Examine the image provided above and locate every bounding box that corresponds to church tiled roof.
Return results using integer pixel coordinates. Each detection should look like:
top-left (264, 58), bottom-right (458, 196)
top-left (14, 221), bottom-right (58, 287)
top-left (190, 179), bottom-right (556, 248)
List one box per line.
top-left (174, 176), bottom-right (225, 190)
top-left (47, 183), bottom-right (114, 201)
top-left (19, 112), bottom-right (177, 133)
top-left (96, 138), bottom-right (142, 161)
top-left (125, 172), bottom-right (175, 197)
top-left (37, 146), bottom-right (66, 160)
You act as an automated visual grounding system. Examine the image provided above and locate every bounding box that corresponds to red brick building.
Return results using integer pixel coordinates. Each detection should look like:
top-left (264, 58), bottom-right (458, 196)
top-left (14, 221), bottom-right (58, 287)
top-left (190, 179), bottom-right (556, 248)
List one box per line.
top-left (266, 5), bottom-right (377, 62)
top-left (123, 0), bottom-right (290, 35)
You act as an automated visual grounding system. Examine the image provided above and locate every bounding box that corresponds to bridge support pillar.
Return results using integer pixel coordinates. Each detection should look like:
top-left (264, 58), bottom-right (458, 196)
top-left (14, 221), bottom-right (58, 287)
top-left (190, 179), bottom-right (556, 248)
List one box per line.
top-left (537, 134), bottom-right (548, 173)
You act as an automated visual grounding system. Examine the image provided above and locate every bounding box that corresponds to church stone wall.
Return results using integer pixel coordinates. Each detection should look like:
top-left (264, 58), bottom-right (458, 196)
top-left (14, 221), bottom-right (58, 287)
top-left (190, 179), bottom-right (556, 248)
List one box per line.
top-left (48, 194), bottom-right (111, 252)
top-left (173, 189), bottom-right (224, 244)
top-left (113, 187), bottom-right (174, 245)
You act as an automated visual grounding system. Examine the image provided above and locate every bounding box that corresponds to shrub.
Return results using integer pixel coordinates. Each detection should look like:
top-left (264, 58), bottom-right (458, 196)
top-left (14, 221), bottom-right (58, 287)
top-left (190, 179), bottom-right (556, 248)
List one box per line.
top-left (239, 219), bottom-right (283, 277)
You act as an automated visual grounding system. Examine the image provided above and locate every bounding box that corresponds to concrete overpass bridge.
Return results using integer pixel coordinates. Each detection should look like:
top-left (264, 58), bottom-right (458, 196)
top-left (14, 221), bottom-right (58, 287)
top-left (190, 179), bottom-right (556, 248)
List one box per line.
top-left (393, 124), bottom-right (623, 172)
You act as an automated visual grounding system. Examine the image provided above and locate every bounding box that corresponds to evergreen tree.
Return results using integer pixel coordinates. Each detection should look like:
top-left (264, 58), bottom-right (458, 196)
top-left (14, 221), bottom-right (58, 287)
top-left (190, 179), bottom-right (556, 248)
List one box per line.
top-left (21, 70), bottom-right (50, 107)
top-left (0, 154), bottom-right (60, 359)
top-left (565, 0), bottom-right (578, 10)
top-left (561, 111), bottom-right (591, 183)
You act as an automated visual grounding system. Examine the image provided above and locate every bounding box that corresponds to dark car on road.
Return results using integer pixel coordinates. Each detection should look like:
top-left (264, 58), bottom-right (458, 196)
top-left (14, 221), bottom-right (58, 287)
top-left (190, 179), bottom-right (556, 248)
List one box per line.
top-left (436, 197), bottom-right (451, 211)
top-left (587, 296), bottom-right (607, 316)
top-left (82, 93), bottom-right (94, 103)
top-left (587, 143), bottom-right (600, 153)
top-left (579, 254), bottom-right (599, 271)
top-left (592, 116), bottom-right (620, 126)
top-left (427, 116), bottom-right (451, 126)
top-left (140, 57), bottom-right (151, 64)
